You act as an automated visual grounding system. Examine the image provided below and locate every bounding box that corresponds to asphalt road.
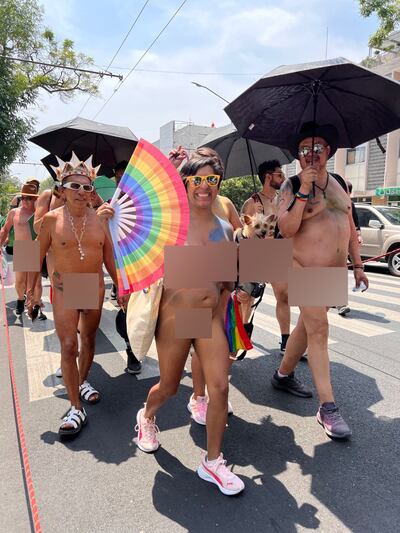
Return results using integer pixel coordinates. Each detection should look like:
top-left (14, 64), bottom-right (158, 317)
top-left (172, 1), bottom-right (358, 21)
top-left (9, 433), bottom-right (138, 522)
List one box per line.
top-left (1, 258), bottom-right (399, 533)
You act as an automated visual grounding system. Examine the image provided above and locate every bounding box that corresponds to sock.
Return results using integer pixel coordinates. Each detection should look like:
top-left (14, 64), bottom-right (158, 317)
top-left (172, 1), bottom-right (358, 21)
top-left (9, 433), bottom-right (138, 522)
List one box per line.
top-left (281, 333), bottom-right (290, 345)
top-left (277, 370), bottom-right (289, 379)
top-left (321, 402), bottom-right (336, 411)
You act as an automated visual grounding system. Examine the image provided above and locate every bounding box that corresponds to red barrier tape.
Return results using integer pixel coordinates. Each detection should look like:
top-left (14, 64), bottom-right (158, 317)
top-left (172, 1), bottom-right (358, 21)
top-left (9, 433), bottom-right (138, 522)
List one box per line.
top-left (347, 247), bottom-right (400, 268)
top-left (0, 255), bottom-right (42, 533)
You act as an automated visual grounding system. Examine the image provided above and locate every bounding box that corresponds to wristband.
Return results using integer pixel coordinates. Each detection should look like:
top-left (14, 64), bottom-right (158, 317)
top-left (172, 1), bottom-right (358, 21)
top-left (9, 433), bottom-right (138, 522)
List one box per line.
top-left (295, 191), bottom-right (309, 199)
top-left (353, 265), bottom-right (364, 270)
top-left (295, 196), bottom-right (307, 202)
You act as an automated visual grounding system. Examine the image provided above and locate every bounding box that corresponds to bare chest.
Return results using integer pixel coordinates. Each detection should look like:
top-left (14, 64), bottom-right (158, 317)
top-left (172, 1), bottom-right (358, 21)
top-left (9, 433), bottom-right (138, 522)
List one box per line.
top-left (13, 210), bottom-right (33, 238)
top-left (301, 181), bottom-right (351, 221)
top-left (52, 217), bottom-right (104, 254)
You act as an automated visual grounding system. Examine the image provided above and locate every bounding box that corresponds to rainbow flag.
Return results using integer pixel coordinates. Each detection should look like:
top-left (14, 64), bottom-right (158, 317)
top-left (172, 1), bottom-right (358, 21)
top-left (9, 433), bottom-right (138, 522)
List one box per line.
top-left (225, 293), bottom-right (253, 352)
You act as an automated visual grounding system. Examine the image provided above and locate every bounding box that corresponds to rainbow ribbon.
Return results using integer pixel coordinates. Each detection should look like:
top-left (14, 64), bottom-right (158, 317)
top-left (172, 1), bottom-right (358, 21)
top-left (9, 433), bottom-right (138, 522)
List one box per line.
top-left (225, 293), bottom-right (253, 352)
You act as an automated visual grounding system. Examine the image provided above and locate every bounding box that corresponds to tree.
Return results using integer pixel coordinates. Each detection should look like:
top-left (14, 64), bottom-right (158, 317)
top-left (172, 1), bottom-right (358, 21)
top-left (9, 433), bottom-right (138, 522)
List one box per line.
top-left (358, 0), bottom-right (400, 49)
top-left (220, 176), bottom-right (261, 213)
top-left (39, 175), bottom-right (54, 192)
top-left (0, 0), bottom-right (99, 173)
top-left (0, 173), bottom-right (21, 215)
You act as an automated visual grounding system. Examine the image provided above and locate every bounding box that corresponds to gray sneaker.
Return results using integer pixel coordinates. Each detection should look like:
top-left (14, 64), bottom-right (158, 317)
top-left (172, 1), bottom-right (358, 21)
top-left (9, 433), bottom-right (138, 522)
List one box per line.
top-left (337, 305), bottom-right (350, 316)
top-left (317, 403), bottom-right (352, 439)
top-left (271, 371), bottom-right (313, 398)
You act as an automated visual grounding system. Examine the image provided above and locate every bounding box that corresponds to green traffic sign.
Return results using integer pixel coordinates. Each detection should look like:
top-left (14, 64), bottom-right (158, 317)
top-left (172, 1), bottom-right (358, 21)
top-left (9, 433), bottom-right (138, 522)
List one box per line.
top-left (375, 187), bottom-right (400, 196)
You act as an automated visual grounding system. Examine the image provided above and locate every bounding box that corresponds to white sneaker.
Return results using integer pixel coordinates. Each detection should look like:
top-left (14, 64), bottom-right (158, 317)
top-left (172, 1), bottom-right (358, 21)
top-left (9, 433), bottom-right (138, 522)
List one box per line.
top-left (197, 453), bottom-right (244, 496)
top-left (55, 367), bottom-right (62, 378)
top-left (134, 408), bottom-right (160, 452)
top-left (187, 394), bottom-right (208, 425)
top-left (227, 400), bottom-right (234, 415)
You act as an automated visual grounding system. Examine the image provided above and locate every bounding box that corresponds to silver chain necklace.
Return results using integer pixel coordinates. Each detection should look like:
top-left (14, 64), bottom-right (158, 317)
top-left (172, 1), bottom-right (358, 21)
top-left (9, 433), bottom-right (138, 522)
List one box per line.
top-left (65, 206), bottom-right (87, 260)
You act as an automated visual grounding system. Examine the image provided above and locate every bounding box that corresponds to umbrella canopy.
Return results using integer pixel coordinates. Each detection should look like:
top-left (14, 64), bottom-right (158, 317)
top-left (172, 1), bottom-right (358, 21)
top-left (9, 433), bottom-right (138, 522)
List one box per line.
top-left (225, 57), bottom-right (400, 150)
top-left (41, 153), bottom-right (115, 180)
top-left (199, 123), bottom-right (293, 179)
top-left (94, 175), bottom-right (117, 202)
top-left (30, 116), bottom-right (138, 168)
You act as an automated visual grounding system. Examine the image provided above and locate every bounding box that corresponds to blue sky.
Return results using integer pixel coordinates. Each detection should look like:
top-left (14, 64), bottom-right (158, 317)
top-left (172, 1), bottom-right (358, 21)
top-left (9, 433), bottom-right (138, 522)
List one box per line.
top-left (13, 0), bottom-right (379, 181)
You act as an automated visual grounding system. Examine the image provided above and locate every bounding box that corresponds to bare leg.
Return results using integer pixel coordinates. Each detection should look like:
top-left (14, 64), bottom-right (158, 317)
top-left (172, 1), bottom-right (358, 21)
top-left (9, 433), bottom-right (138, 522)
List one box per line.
top-left (15, 271), bottom-right (27, 300)
top-left (144, 299), bottom-right (192, 419)
top-left (78, 287), bottom-right (104, 390)
top-left (52, 289), bottom-right (81, 413)
top-left (279, 314), bottom-right (308, 374)
top-left (297, 307), bottom-right (333, 404)
top-left (194, 314), bottom-right (231, 461)
top-left (271, 281), bottom-right (290, 335)
top-left (33, 273), bottom-right (42, 305)
top-left (191, 349), bottom-right (206, 398)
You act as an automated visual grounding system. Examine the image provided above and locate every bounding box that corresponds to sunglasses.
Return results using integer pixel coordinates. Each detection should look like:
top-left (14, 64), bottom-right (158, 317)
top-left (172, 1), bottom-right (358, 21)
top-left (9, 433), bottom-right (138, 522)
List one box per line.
top-left (271, 171), bottom-right (285, 178)
top-left (63, 182), bottom-right (94, 193)
top-left (298, 143), bottom-right (326, 158)
top-left (186, 175), bottom-right (221, 187)
top-left (21, 196), bottom-right (35, 201)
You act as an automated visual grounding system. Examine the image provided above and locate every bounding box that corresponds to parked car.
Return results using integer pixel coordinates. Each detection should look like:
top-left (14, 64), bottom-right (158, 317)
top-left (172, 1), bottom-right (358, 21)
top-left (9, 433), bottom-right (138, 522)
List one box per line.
top-left (354, 204), bottom-right (400, 277)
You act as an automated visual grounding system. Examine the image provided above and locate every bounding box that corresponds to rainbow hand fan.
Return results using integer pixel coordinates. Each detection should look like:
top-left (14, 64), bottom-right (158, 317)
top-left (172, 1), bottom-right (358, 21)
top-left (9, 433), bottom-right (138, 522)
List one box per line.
top-left (225, 293), bottom-right (253, 352)
top-left (108, 139), bottom-right (190, 295)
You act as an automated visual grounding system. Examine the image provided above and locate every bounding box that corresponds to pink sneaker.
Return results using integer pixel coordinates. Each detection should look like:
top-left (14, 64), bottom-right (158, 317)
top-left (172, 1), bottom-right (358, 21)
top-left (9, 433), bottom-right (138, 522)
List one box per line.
top-left (197, 453), bottom-right (244, 495)
top-left (134, 407), bottom-right (160, 452)
top-left (187, 394), bottom-right (208, 425)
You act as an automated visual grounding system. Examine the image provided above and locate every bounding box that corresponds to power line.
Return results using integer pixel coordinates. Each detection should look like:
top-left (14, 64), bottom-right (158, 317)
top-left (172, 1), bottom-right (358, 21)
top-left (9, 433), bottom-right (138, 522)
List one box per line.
top-left (93, 64), bottom-right (263, 76)
top-left (111, 67), bottom-right (263, 77)
top-left (93, 0), bottom-right (188, 120)
top-left (78, 0), bottom-right (150, 116)
top-left (5, 56), bottom-right (122, 79)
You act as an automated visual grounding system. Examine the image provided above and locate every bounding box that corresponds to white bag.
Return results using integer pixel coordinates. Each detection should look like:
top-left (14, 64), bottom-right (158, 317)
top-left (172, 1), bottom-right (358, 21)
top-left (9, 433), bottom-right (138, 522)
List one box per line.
top-left (126, 279), bottom-right (163, 361)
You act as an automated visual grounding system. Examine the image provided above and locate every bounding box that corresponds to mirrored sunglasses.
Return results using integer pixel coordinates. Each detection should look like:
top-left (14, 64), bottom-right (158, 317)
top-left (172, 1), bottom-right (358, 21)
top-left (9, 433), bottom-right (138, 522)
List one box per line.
top-left (63, 182), bottom-right (94, 193)
top-left (298, 144), bottom-right (326, 158)
top-left (186, 175), bottom-right (221, 187)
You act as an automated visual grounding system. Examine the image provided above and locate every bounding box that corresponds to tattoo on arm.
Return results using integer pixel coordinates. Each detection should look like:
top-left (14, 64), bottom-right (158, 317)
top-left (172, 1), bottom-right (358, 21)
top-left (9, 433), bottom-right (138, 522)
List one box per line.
top-left (278, 179), bottom-right (294, 205)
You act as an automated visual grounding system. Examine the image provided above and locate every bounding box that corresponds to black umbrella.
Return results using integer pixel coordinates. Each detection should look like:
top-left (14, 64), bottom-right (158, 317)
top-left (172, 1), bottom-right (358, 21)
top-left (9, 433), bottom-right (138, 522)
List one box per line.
top-left (225, 57), bottom-right (400, 150)
top-left (199, 123), bottom-right (293, 179)
top-left (41, 153), bottom-right (115, 180)
top-left (30, 116), bottom-right (138, 168)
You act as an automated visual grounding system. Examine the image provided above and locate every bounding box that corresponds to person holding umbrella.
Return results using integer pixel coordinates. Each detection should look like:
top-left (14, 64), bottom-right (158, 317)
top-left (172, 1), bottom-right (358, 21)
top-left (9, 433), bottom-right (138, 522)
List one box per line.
top-left (271, 122), bottom-right (369, 439)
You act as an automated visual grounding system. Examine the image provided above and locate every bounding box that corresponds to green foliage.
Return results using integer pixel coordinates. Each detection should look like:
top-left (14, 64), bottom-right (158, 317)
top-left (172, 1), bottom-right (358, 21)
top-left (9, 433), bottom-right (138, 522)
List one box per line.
top-left (0, 173), bottom-right (21, 215)
top-left (220, 175), bottom-right (261, 213)
top-left (0, 0), bottom-right (99, 173)
top-left (38, 175), bottom-right (54, 192)
top-left (358, 0), bottom-right (400, 48)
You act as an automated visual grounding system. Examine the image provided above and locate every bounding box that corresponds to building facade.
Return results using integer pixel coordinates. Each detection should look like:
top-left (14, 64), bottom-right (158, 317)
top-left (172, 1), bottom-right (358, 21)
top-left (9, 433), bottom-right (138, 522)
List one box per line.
top-left (154, 120), bottom-right (215, 156)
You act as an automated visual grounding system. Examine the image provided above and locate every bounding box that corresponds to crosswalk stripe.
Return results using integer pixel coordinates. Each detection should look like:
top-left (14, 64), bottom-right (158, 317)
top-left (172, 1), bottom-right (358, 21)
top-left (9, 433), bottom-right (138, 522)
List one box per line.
top-left (350, 290), bottom-right (399, 306)
top-left (18, 269), bottom-right (398, 401)
top-left (360, 283), bottom-right (399, 295)
top-left (261, 294), bottom-right (394, 337)
top-left (21, 305), bottom-right (66, 401)
top-left (253, 312), bottom-right (337, 345)
top-left (364, 274), bottom-right (400, 287)
top-left (338, 300), bottom-right (400, 323)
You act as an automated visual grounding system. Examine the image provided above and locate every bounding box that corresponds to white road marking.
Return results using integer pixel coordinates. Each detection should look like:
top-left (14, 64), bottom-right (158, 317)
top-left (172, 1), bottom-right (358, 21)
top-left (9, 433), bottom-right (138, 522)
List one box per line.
top-left (253, 312), bottom-right (337, 345)
top-left (22, 305), bottom-right (65, 401)
top-left (20, 273), bottom-right (398, 401)
top-left (262, 293), bottom-right (394, 337)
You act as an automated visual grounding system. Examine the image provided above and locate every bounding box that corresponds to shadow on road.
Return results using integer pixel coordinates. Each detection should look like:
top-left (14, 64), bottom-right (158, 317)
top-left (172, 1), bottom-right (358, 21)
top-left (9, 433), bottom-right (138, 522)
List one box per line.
top-left (152, 416), bottom-right (319, 533)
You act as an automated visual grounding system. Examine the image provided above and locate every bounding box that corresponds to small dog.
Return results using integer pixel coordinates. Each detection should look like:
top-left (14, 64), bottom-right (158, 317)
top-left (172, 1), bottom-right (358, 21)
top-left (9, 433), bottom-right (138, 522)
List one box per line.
top-left (235, 212), bottom-right (277, 241)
